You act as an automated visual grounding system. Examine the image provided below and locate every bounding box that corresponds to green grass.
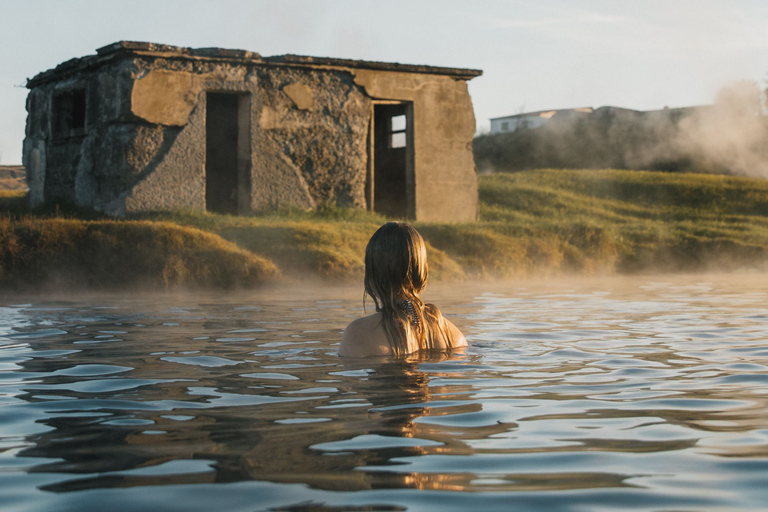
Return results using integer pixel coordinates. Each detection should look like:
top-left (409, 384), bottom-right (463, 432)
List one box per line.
top-left (471, 169), bottom-right (768, 274)
top-left (3, 168), bottom-right (768, 290)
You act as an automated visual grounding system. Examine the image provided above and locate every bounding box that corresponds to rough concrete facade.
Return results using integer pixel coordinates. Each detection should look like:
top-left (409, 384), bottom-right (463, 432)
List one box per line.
top-left (23, 42), bottom-right (482, 221)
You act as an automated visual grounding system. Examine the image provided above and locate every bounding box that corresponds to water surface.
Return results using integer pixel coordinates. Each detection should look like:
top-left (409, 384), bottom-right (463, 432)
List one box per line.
top-left (1, 275), bottom-right (768, 511)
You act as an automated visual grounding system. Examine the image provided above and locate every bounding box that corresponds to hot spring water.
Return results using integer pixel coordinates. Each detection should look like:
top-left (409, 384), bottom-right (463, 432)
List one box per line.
top-left (1, 275), bottom-right (767, 511)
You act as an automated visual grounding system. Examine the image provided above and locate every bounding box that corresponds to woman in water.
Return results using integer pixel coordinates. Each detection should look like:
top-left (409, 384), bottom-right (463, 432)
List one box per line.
top-left (339, 222), bottom-right (467, 357)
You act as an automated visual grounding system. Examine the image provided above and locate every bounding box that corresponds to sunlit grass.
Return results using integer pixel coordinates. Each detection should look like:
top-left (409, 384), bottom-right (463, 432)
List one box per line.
top-left (0, 217), bottom-right (279, 291)
top-left (3, 168), bottom-right (768, 289)
top-left (469, 169), bottom-right (768, 274)
top-left (133, 207), bottom-right (464, 281)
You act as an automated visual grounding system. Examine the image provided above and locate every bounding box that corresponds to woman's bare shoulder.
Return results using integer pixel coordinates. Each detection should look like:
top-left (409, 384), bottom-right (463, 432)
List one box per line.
top-left (446, 318), bottom-right (468, 348)
top-left (339, 312), bottom-right (391, 357)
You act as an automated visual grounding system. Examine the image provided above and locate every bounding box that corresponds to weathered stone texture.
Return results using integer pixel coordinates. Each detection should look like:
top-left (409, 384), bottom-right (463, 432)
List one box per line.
top-left (254, 67), bottom-right (370, 209)
top-left (124, 103), bottom-right (205, 214)
top-left (353, 70), bottom-right (479, 221)
top-left (282, 83), bottom-right (314, 111)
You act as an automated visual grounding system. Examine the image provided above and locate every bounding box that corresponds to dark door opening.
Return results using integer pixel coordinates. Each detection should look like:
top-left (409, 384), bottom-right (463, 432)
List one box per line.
top-left (206, 93), bottom-right (250, 214)
top-left (369, 102), bottom-right (413, 218)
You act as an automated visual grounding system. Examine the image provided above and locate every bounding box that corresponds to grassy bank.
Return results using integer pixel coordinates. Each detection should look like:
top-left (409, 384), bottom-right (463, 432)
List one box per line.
top-left (0, 191), bottom-right (279, 291)
top-left (3, 169), bottom-right (768, 290)
top-left (134, 207), bottom-right (465, 282)
top-left (470, 169), bottom-right (768, 275)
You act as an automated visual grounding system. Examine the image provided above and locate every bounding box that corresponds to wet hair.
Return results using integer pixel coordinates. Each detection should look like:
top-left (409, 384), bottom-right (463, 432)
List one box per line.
top-left (364, 222), bottom-right (458, 356)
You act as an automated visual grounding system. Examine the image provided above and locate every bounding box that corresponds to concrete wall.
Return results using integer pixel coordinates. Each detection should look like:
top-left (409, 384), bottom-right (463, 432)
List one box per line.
top-left (24, 49), bottom-right (478, 221)
top-left (23, 59), bottom-right (171, 212)
top-left (25, 57), bottom-right (373, 215)
top-left (251, 66), bottom-right (370, 211)
top-left (353, 69), bottom-right (478, 221)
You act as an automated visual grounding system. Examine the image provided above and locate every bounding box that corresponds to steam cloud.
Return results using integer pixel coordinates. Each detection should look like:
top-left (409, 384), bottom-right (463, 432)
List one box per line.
top-left (474, 81), bottom-right (768, 177)
top-left (670, 81), bottom-right (768, 177)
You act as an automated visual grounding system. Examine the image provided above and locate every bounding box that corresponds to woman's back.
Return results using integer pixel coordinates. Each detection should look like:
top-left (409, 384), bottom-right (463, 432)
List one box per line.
top-left (339, 310), bottom-right (467, 358)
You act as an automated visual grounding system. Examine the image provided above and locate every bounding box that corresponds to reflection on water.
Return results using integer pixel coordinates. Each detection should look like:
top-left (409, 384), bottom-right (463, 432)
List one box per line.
top-left (1, 275), bottom-right (768, 511)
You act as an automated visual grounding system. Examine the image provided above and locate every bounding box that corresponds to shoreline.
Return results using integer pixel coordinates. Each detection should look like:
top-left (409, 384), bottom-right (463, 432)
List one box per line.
top-left (3, 168), bottom-right (768, 291)
top-left (3, 270), bottom-right (767, 302)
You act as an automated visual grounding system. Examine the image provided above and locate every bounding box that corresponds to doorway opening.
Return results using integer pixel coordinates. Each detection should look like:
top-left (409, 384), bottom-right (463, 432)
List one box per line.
top-left (206, 92), bottom-right (250, 214)
top-left (368, 102), bottom-right (414, 218)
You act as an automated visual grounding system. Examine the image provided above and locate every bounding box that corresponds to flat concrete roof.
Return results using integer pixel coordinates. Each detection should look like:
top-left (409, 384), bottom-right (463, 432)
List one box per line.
top-left (28, 41), bottom-right (482, 87)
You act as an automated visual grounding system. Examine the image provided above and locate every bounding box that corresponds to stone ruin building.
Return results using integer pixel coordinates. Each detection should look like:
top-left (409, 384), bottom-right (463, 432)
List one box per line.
top-left (23, 41), bottom-right (482, 221)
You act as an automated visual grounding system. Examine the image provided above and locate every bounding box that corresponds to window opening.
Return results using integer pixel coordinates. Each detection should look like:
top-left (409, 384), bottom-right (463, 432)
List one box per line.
top-left (53, 89), bottom-right (86, 137)
top-left (390, 114), bottom-right (407, 148)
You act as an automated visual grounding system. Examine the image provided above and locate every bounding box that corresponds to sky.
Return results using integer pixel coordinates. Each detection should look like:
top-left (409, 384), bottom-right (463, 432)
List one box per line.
top-left (1, 0), bottom-right (767, 164)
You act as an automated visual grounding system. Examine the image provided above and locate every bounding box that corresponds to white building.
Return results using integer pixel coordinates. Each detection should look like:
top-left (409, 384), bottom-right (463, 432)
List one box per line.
top-left (490, 107), bottom-right (594, 134)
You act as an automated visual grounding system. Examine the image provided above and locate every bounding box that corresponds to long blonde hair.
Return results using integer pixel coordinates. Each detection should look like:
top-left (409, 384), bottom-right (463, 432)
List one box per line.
top-left (364, 222), bottom-right (458, 356)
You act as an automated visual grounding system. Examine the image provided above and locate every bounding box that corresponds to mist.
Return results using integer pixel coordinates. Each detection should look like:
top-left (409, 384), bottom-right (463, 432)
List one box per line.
top-left (474, 81), bottom-right (768, 178)
top-left (672, 81), bottom-right (768, 177)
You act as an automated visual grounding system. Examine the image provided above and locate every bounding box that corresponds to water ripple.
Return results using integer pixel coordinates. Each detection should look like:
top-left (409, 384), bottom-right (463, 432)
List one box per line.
top-left (1, 276), bottom-right (768, 511)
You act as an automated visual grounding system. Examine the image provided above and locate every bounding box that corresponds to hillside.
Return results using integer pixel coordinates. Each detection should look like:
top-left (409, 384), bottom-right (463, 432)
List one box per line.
top-left (2, 168), bottom-right (768, 290)
top-left (469, 169), bottom-right (768, 274)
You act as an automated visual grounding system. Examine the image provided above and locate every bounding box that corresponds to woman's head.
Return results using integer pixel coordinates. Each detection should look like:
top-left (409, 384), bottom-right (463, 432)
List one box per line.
top-left (361, 222), bottom-right (458, 356)
top-left (364, 222), bottom-right (428, 310)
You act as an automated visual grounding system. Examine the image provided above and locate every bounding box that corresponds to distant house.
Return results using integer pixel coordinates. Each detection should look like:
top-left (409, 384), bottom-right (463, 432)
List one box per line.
top-left (490, 107), bottom-right (593, 134)
top-left (490, 105), bottom-right (714, 135)
top-left (23, 41), bottom-right (482, 221)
